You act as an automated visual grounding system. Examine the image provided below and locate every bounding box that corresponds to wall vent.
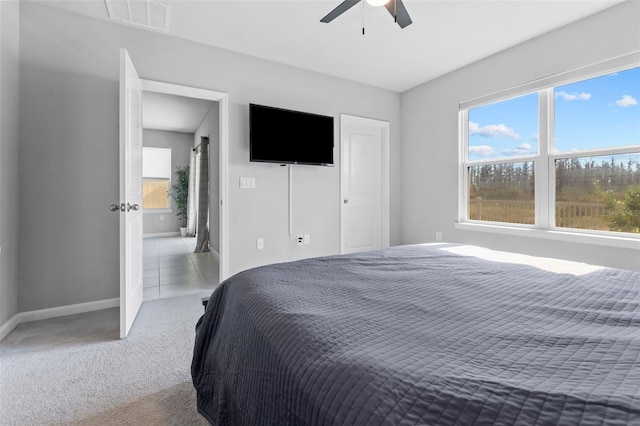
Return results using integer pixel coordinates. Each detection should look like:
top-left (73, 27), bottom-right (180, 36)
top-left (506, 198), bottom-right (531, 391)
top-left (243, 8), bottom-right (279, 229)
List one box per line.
top-left (105, 0), bottom-right (170, 32)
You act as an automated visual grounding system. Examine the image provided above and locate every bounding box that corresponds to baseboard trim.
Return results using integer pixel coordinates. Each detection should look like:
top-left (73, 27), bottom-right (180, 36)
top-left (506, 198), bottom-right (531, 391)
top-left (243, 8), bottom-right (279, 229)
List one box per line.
top-left (210, 249), bottom-right (220, 260)
top-left (143, 232), bottom-right (181, 238)
top-left (0, 313), bottom-right (21, 342)
top-left (0, 298), bottom-right (119, 341)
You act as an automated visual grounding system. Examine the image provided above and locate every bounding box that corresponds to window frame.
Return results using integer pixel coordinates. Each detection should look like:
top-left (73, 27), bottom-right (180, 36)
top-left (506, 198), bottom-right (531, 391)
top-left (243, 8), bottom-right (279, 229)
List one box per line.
top-left (457, 53), bottom-right (640, 249)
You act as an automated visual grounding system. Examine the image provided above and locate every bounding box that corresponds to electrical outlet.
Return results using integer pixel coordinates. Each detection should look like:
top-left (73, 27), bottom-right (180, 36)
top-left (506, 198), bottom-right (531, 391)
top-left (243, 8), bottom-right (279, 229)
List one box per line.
top-left (296, 235), bottom-right (304, 246)
top-left (256, 238), bottom-right (264, 250)
top-left (435, 231), bottom-right (442, 242)
top-left (160, 215), bottom-right (164, 221)
top-left (303, 234), bottom-right (310, 245)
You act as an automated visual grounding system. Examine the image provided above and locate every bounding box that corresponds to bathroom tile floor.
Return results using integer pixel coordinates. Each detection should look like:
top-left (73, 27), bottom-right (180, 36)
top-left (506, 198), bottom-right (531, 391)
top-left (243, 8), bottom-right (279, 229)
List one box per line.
top-left (143, 236), bottom-right (220, 302)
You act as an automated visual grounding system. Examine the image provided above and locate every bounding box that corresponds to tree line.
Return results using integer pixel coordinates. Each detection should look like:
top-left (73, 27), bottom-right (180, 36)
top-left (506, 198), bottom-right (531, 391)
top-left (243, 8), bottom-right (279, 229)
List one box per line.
top-left (469, 161), bottom-right (534, 200)
top-left (556, 157), bottom-right (640, 199)
top-left (469, 158), bottom-right (639, 198)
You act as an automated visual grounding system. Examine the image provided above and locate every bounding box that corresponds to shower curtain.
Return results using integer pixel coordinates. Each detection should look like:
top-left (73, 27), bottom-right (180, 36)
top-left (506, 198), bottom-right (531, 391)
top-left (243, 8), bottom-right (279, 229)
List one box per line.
top-left (194, 137), bottom-right (210, 253)
top-left (186, 149), bottom-right (198, 237)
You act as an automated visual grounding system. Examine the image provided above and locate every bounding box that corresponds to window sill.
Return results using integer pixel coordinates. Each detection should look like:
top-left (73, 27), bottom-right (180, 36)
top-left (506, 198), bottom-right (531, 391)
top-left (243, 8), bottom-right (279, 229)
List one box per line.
top-left (454, 222), bottom-right (639, 250)
top-left (143, 208), bottom-right (172, 215)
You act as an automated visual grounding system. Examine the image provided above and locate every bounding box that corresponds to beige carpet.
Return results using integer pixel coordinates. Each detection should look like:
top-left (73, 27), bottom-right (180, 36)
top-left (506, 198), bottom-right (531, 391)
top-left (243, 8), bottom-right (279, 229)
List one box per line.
top-left (0, 292), bottom-right (212, 425)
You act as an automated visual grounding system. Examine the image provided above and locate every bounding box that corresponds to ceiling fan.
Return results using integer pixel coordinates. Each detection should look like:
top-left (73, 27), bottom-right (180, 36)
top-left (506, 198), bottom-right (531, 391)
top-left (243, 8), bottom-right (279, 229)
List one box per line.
top-left (321, 0), bottom-right (413, 29)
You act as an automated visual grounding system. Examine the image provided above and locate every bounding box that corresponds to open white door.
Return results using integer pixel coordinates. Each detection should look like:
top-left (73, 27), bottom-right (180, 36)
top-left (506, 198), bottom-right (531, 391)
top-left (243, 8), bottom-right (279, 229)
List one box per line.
top-left (119, 49), bottom-right (144, 338)
top-left (340, 115), bottom-right (390, 254)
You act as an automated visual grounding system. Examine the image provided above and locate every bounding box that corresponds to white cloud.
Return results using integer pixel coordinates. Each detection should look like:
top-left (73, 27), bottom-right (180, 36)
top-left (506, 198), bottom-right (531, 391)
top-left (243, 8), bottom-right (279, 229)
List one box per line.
top-left (555, 91), bottom-right (591, 101)
top-left (469, 121), bottom-right (520, 139)
top-left (518, 142), bottom-right (532, 151)
top-left (502, 142), bottom-right (535, 156)
top-left (469, 145), bottom-right (496, 157)
top-left (615, 95), bottom-right (638, 107)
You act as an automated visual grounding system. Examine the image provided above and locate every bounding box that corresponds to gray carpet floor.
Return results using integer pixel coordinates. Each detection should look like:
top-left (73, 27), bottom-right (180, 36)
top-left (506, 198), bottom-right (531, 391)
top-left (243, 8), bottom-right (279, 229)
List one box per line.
top-left (0, 293), bottom-right (212, 425)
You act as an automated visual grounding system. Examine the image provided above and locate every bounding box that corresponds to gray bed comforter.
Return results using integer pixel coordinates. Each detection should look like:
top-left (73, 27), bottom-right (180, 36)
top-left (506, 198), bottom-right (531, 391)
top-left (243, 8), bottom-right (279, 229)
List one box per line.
top-left (192, 244), bottom-right (640, 425)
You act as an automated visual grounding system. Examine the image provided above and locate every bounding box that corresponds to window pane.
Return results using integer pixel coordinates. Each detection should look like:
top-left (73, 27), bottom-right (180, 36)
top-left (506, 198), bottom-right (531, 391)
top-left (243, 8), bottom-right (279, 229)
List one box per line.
top-left (554, 67), bottom-right (640, 152)
top-left (468, 162), bottom-right (535, 224)
top-left (468, 93), bottom-right (538, 161)
top-left (143, 147), bottom-right (172, 178)
top-left (143, 179), bottom-right (170, 209)
top-left (555, 153), bottom-right (640, 233)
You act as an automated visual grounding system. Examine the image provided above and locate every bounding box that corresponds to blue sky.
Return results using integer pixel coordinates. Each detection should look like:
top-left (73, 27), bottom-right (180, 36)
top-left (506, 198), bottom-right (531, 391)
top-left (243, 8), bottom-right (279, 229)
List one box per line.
top-left (468, 66), bottom-right (640, 161)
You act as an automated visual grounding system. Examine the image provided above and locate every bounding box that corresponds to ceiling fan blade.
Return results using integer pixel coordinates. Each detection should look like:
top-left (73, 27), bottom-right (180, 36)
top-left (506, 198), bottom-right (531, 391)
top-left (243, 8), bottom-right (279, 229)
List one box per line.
top-left (384, 0), bottom-right (412, 28)
top-left (320, 0), bottom-right (362, 23)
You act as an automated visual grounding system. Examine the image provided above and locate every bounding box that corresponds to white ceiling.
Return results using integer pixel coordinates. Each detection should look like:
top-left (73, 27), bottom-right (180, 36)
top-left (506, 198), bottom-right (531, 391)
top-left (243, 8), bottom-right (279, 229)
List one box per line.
top-left (37, 0), bottom-right (625, 92)
top-left (142, 91), bottom-right (214, 133)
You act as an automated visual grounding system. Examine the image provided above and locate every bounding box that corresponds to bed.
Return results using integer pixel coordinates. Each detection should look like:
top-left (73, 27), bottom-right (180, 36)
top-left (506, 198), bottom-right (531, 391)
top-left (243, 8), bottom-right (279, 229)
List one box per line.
top-left (191, 244), bottom-right (640, 425)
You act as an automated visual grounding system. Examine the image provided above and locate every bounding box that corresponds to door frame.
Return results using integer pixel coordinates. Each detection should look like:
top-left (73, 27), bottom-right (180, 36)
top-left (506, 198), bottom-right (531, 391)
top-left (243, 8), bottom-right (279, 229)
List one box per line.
top-left (141, 79), bottom-right (230, 281)
top-left (339, 114), bottom-right (390, 254)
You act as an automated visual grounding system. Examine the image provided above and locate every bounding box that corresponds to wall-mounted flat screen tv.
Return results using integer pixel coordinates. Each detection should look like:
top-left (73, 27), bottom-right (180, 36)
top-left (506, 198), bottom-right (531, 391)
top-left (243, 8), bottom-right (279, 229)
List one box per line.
top-left (250, 104), bottom-right (334, 166)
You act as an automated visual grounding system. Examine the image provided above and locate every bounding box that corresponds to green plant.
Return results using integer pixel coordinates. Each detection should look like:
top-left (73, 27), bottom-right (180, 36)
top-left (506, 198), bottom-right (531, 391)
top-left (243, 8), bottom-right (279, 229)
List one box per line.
top-left (168, 166), bottom-right (189, 227)
top-left (600, 184), bottom-right (640, 233)
top-left (593, 180), bottom-right (640, 233)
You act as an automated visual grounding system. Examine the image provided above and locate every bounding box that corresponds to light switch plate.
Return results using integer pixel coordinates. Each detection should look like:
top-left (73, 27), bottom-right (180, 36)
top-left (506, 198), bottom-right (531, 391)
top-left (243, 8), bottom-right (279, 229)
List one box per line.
top-left (239, 177), bottom-right (255, 189)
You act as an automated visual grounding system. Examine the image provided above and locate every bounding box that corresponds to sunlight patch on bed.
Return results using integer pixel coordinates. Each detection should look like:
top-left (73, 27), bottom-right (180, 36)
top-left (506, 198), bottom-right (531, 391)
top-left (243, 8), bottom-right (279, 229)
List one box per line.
top-left (439, 245), bottom-right (605, 276)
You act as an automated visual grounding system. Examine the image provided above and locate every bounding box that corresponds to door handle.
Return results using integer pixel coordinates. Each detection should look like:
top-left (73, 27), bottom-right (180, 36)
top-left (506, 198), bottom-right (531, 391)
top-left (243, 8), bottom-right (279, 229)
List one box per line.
top-left (110, 203), bottom-right (129, 212)
top-left (343, 199), bottom-right (349, 204)
top-left (110, 203), bottom-right (139, 212)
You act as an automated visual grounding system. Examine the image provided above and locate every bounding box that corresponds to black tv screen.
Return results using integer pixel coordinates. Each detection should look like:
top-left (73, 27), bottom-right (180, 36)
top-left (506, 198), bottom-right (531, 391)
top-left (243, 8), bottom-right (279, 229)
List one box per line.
top-left (250, 104), bottom-right (334, 166)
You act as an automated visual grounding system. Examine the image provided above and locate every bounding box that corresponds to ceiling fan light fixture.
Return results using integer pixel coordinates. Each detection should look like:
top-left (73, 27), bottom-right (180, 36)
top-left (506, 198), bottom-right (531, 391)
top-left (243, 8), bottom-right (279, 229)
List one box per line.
top-left (365, 0), bottom-right (389, 7)
top-left (321, 0), bottom-right (411, 29)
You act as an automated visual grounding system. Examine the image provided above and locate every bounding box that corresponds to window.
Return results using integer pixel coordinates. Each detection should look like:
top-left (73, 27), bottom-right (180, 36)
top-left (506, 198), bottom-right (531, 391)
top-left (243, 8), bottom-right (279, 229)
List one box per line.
top-left (467, 93), bottom-right (538, 225)
top-left (142, 147), bottom-right (171, 210)
top-left (461, 65), bottom-right (640, 236)
top-left (468, 161), bottom-right (535, 224)
top-left (143, 179), bottom-right (170, 209)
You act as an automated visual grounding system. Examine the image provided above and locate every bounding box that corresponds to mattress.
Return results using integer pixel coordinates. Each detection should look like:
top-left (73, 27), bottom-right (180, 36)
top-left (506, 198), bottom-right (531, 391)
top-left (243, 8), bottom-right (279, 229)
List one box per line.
top-left (191, 244), bottom-right (640, 425)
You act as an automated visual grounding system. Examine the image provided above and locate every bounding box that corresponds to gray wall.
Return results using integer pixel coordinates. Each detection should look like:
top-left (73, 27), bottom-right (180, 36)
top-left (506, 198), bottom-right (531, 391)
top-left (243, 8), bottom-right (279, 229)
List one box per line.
top-left (142, 129), bottom-right (193, 236)
top-left (401, 1), bottom-right (640, 271)
top-left (194, 103), bottom-right (220, 254)
top-left (17, 2), bottom-right (401, 312)
top-left (0, 0), bottom-right (20, 325)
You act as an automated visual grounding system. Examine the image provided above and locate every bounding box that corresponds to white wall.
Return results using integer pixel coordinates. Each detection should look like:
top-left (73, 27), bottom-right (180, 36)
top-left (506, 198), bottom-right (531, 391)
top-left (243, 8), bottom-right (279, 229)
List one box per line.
top-left (194, 102), bottom-right (220, 253)
top-left (142, 129), bottom-right (193, 235)
top-left (401, 1), bottom-right (640, 271)
top-left (17, 2), bottom-right (401, 312)
top-left (0, 0), bottom-right (20, 326)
